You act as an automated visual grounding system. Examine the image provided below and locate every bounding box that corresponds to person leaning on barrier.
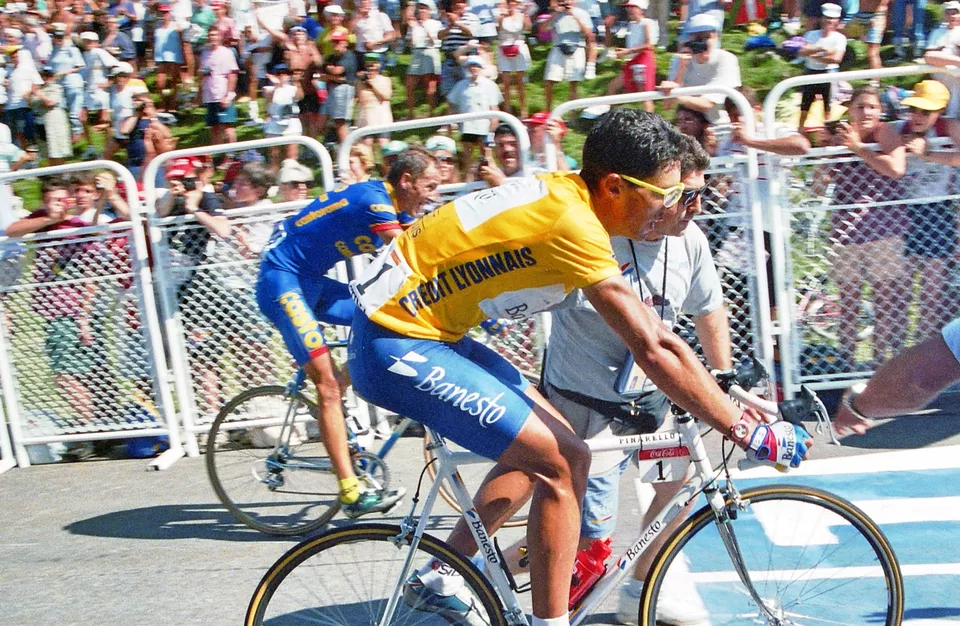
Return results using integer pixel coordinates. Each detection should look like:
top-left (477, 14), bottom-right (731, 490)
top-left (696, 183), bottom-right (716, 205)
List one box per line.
top-left (835, 316), bottom-right (960, 436)
top-left (540, 135), bottom-right (728, 626)
top-left (887, 81), bottom-right (960, 343)
top-left (478, 118), bottom-right (569, 187)
top-left (818, 84), bottom-right (909, 367)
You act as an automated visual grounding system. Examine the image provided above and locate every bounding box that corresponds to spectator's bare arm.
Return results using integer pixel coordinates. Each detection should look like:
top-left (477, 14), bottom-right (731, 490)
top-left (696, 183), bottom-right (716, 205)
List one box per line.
top-left (694, 306), bottom-right (733, 370)
top-left (730, 122), bottom-right (812, 155)
top-left (840, 121), bottom-right (907, 178)
top-left (6, 205), bottom-right (67, 238)
top-left (924, 49), bottom-right (960, 68)
top-left (185, 189), bottom-right (232, 238)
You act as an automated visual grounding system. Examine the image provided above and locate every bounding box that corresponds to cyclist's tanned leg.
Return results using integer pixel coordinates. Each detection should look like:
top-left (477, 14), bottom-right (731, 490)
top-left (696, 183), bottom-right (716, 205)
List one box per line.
top-left (443, 387), bottom-right (590, 618)
top-left (303, 354), bottom-right (357, 483)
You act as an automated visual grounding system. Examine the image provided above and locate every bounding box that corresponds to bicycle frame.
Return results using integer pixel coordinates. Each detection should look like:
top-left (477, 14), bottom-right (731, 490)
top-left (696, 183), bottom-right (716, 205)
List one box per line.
top-left (383, 412), bottom-right (764, 626)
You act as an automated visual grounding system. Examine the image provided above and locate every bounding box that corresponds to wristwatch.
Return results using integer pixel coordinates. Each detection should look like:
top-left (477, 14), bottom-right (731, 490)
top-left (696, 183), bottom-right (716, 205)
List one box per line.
top-left (727, 412), bottom-right (752, 447)
top-left (842, 382), bottom-right (870, 420)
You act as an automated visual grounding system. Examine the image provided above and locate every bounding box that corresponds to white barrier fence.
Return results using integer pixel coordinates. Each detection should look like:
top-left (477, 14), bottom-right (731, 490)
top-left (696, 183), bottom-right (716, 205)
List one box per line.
top-left (762, 65), bottom-right (960, 396)
top-left (0, 161), bottom-right (180, 470)
top-left (4, 69), bottom-right (960, 469)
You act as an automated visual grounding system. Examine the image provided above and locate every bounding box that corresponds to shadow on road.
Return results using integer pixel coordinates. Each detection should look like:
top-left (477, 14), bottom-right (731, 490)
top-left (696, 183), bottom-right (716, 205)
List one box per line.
top-left (837, 410), bottom-right (960, 450)
top-left (64, 504), bottom-right (464, 542)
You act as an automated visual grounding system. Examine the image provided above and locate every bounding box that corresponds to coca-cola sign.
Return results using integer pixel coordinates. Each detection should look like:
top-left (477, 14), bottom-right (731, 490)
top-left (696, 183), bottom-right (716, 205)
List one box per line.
top-left (638, 446), bottom-right (689, 461)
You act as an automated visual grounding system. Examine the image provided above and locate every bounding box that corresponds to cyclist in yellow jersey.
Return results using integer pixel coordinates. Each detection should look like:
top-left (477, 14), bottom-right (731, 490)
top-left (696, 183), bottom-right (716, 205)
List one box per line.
top-left (348, 110), bottom-right (812, 626)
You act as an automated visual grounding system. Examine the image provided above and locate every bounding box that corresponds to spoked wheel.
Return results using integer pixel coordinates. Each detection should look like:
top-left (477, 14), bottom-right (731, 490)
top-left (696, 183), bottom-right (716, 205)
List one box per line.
top-left (245, 523), bottom-right (509, 625)
top-left (640, 485), bottom-right (903, 626)
top-left (422, 430), bottom-right (530, 528)
top-left (205, 386), bottom-right (341, 536)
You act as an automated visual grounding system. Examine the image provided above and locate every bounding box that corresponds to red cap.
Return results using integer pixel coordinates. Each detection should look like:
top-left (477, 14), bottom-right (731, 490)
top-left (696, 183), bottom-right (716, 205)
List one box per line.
top-left (211, 0), bottom-right (225, 6)
top-left (524, 112), bottom-right (567, 136)
top-left (166, 158), bottom-right (195, 179)
top-left (189, 155), bottom-right (211, 169)
top-left (157, 4), bottom-right (171, 11)
top-left (330, 30), bottom-right (348, 41)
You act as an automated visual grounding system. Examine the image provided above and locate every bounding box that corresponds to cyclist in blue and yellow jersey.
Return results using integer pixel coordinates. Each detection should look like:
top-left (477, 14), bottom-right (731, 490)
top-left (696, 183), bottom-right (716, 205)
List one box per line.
top-left (347, 110), bottom-right (812, 626)
top-left (256, 147), bottom-right (441, 519)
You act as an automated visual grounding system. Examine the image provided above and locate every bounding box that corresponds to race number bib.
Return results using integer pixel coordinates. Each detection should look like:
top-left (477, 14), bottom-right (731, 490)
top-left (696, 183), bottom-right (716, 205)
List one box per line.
top-left (349, 240), bottom-right (412, 314)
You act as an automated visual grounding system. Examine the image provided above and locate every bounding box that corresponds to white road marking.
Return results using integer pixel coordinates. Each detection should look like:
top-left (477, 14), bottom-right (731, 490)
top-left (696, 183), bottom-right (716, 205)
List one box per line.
top-left (692, 562), bottom-right (960, 583)
top-left (733, 445), bottom-right (960, 479)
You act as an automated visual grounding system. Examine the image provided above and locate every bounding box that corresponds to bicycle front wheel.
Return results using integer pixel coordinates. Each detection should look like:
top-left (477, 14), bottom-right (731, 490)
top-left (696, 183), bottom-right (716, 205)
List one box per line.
top-left (246, 522), bottom-right (508, 626)
top-left (205, 386), bottom-right (340, 536)
top-left (641, 484), bottom-right (903, 626)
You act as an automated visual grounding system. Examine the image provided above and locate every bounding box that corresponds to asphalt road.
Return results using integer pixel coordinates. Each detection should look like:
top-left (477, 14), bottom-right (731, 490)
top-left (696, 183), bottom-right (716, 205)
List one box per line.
top-left (1, 393), bottom-right (958, 625)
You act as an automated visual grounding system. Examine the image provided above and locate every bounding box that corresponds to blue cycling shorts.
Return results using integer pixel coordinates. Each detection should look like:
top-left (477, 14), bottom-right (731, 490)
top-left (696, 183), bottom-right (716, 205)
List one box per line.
top-left (348, 311), bottom-right (533, 461)
top-left (256, 264), bottom-right (355, 365)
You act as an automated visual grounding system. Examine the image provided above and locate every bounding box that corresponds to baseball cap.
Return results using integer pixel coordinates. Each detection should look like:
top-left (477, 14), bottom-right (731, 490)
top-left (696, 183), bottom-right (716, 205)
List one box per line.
top-left (820, 3), bottom-right (841, 18)
top-left (289, 25), bottom-right (307, 34)
top-left (364, 51), bottom-right (381, 61)
top-left (40, 65), bottom-right (55, 75)
top-left (110, 61), bottom-right (134, 76)
top-left (424, 135), bottom-right (457, 154)
top-left (524, 112), bottom-right (568, 136)
top-left (330, 29), bottom-right (348, 41)
top-left (944, 1), bottom-right (960, 11)
top-left (80, 31), bottom-right (99, 42)
top-left (210, 0), bottom-right (225, 7)
top-left (323, 4), bottom-right (344, 14)
top-left (901, 80), bottom-right (951, 111)
top-left (624, 0), bottom-right (649, 9)
top-left (166, 158), bottom-right (195, 179)
top-left (52, 23), bottom-right (68, 36)
top-left (157, 4), bottom-right (171, 11)
top-left (381, 140), bottom-right (409, 157)
top-left (465, 55), bottom-right (484, 67)
top-left (4, 28), bottom-right (23, 40)
top-left (278, 161), bottom-right (314, 184)
top-left (416, 0), bottom-right (436, 9)
top-left (686, 13), bottom-right (720, 34)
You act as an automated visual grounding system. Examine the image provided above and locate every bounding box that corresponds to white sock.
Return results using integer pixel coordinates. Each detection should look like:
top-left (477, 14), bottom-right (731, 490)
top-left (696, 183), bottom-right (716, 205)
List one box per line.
top-left (416, 557), bottom-right (465, 596)
top-left (532, 616), bottom-right (570, 626)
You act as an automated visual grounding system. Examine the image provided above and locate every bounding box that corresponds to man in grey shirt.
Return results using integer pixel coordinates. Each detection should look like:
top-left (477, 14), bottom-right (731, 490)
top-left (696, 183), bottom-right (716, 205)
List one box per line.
top-left (544, 135), bottom-right (729, 626)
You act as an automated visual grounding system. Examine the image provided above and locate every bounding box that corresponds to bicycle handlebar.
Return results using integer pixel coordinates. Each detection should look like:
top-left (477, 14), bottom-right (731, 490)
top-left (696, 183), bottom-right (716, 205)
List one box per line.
top-left (713, 358), bottom-right (818, 427)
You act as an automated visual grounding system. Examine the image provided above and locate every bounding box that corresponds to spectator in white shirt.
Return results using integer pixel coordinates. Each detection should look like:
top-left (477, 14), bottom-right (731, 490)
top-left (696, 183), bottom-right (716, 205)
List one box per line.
top-left (446, 54), bottom-right (502, 179)
top-left (543, 0), bottom-right (595, 111)
top-left (924, 1), bottom-right (960, 118)
top-left (797, 3), bottom-right (847, 131)
top-left (353, 0), bottom-right (397, 63)
top-left (658, 13), bottom-right (741, 124)
top-left (496, 0), bottom-right (531, 118)
top-left (79, 31), bottom-right (119, 157)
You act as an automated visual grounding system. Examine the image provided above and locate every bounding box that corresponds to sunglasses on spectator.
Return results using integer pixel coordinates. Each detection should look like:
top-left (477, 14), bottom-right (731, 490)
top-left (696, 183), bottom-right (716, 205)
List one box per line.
top-left (619, 174), bottom-right (685, 208)
top-left (437, 156), bottom-right (455, 163)
top-left (681, 186), bottom-right (705, 207)
top-left (283, 180), bottom-right (309, 186)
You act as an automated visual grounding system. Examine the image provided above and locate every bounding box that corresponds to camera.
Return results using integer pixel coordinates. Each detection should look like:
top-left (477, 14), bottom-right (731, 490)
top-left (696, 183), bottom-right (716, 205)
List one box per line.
top-left (182, 178), bottom-right (197, 191)
top-left (824, 120), bottom-right (842, 135)
top-left (357, 70), bottom-right (369, 81)
top-left (687, 39), bottom-right (709, 54)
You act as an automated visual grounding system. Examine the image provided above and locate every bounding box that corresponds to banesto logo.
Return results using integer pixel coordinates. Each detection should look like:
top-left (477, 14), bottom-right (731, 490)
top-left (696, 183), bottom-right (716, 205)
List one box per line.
top-left (407, 364), bottom-right (508, 427)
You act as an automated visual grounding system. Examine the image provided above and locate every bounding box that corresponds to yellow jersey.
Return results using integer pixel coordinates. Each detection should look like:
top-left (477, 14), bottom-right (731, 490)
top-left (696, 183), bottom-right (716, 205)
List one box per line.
top-left (351, 172), bottom-right (621, 341)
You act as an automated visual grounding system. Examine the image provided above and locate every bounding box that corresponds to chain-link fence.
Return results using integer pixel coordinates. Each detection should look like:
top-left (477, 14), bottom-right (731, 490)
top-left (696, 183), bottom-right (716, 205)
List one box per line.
top-left (775, 141), bottom-right (960, 390)
top-left (0, 162), bottom-right (178, 468)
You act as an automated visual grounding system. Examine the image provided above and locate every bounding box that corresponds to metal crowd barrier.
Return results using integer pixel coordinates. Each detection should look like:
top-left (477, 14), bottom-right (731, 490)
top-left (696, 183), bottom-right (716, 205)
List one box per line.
top-left (0, 161), bottom-right (181, 470)
top-left (338, 110), bottom-right (533, 202)
top-left (762, 65), bottom-right (960, 397)
top-left (142, 137), bottom-right (335, 457)
top-left (546, 89), bottom-right (775, 390)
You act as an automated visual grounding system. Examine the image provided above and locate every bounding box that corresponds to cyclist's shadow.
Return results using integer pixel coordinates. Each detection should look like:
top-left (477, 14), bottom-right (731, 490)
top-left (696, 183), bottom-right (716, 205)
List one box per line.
top-left (64, 504), bottom-right (320, 542)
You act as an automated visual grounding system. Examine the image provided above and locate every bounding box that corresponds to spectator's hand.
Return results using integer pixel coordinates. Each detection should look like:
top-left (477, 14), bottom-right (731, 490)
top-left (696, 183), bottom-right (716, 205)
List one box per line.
top-left (702, 126), bottom-right (718, 156)
top-left (835, 122), bottom-right (863, 152)
top-left (834, 398), bottom-right (871, 436)
top-left (905, 136), bottom-right (927, 157)
top-left (676, 52), bottom-right (692, 69)
top-left (730, 122), bottom-right (752, 147)
top-left (546, 118), bottom-right (564, 144)
top-left (47, 202), bottom-right (67, 223)
top-left (168, 179), bottom-right (186, 196)
top-left (658, 79), bottom-right (679, 95)
top-left (95, 172), bottom-right (116, 194)
top-left (185, 188), bottom-right (203, 211)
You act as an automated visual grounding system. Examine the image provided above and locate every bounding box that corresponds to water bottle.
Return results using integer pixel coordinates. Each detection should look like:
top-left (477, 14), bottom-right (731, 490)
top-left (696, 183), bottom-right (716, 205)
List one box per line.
top-left (568, 537), bottom-right (612, 609)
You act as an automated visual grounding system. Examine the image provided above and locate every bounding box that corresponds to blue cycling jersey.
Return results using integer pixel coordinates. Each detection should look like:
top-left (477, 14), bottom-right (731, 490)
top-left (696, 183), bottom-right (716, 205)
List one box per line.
top-left (260, 180), bottom-right (412, 275)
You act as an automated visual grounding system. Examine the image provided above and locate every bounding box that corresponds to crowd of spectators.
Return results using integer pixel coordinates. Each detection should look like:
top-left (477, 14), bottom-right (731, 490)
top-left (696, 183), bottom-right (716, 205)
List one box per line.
top-left (1, 0), bottom-right (960, 436)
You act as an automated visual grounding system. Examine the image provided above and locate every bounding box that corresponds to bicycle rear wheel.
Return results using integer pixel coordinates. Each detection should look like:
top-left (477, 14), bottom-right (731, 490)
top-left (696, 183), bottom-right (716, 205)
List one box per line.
top-left (205, 386), bottom-right (340, 536)
top-left (245, 522), bottom-right (509, 626)
top-left (423, 431), bottom-right (530, 528)
top-left (640, 484), bottom-right (903, 626)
